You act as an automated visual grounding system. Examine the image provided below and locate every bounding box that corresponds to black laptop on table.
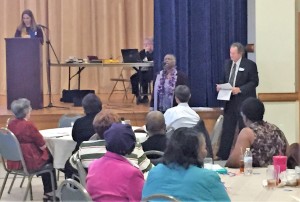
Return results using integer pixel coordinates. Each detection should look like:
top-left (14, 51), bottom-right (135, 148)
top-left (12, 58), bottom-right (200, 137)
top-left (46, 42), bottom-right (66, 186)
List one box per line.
top-left (121, 49), bottom-right (142, 63)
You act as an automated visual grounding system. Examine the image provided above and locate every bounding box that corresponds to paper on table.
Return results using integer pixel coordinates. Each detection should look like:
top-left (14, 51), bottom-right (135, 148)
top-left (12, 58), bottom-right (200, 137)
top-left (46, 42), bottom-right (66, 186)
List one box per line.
top-left (217, 83), bottom-right (232, 101)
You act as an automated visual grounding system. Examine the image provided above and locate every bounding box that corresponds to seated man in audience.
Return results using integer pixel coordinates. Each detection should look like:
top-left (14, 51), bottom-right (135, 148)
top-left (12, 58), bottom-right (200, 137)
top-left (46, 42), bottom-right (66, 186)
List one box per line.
top-left (226, 97), bottom-right (289, 168)
top-left (68, 110), bottom-right (152, 177)
top-left (142, 111), bottom-right (167, 161)
top-left (164, 85), bottom-right (200, 130)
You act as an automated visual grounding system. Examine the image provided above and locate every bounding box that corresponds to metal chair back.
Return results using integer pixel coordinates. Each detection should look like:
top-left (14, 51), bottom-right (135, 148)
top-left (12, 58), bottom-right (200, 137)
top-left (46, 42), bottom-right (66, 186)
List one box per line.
top-left (142, 194), bottom-right (179, 202)
top-left (58, 114), bottom-right (82, 128)
top-left (59, 179), bottom-right (92, 202)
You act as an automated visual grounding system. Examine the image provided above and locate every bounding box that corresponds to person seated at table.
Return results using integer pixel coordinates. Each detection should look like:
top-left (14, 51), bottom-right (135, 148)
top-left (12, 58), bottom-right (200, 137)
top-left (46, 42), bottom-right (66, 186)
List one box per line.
top-left (287, 143), bottom-right (300, 169)
top-left (7, 98), bottom-right (57, 201)
top-left (142, 111), bottom-right (167, 155)
top-left (64, 93), bottom-right (102, 178)
top-left (142, 127), bottom-right (230, 201)
top-left (164, 85), bottom-right (200, 130)
top-left (226, 97), bottom-right (289, 168)
top-left (130, 37), bottom-right (154, 104)
top-left (86, 123), bottom-right (144, 201)
top-left (67, 110), bottom-right (152, 178)
top-left (72, 93), bottom-right (102, 152)
top-left (150, 54), bottom-right (188, 113)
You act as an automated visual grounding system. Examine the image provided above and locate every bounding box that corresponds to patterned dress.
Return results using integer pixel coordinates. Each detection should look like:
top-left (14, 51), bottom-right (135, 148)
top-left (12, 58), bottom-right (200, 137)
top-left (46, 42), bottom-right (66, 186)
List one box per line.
top-left (249, 121), bottom-right (288, 167)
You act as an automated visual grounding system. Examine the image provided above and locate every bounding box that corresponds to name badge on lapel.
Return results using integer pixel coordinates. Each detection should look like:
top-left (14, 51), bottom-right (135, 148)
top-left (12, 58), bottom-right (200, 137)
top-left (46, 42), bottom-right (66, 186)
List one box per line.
top-left (238, 67), bottom-right (245, 72)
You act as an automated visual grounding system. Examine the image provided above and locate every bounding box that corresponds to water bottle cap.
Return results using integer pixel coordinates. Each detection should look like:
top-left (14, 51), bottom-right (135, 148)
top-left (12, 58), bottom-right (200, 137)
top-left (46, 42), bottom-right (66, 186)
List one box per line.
top-left (246, 148), bottom-right (250, 151)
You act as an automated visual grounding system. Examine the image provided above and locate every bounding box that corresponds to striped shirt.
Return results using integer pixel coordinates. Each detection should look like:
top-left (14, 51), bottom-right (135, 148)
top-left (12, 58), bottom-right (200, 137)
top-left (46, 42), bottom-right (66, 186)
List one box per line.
top-left (69, 140), bottom-right (152, 173)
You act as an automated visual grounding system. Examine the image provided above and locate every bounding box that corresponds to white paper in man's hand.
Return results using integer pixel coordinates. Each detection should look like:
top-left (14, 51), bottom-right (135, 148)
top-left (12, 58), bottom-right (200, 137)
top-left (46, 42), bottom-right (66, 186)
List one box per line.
top-left (217, 83), bottom-right (232, 101)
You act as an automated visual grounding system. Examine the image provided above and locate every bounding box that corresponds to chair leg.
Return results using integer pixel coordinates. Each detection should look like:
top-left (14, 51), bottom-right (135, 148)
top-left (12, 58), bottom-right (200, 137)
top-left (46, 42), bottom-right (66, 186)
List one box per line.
top-left (121, 81), bottom-right (128, 99)
top-left (29, 182), bottom-right (33, 201)
top-left (23, 175), bottom-right (33, 202)
top-left (108, 80), bottom-right (119, 101)
top-left (0, 172), bottom-right (10, 199)
top-left (49, 171), bottom-right (56, 202)
top-left (20, 176), bottom-right (26, 188)
top-left (8, 173), bottom-right (17, 194)
top-left (57, 170), bottom-right (60, 181)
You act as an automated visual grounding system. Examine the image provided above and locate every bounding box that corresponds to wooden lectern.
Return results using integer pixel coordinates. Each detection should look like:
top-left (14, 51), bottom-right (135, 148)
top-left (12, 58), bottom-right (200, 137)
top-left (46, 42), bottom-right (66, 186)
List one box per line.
top-left (5, 38), bottom-right (43, 109)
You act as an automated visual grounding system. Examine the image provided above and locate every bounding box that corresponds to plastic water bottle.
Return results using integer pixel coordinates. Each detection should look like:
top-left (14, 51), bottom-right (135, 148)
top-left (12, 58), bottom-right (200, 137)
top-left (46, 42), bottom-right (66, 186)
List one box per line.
top-left (244, 148), bottom-right (253, 175)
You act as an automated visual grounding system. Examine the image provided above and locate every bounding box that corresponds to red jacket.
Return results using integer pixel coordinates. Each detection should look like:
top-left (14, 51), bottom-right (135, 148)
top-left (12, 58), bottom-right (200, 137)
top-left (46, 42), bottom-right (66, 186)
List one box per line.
top-left (7, 119), bottom-right (49, 171)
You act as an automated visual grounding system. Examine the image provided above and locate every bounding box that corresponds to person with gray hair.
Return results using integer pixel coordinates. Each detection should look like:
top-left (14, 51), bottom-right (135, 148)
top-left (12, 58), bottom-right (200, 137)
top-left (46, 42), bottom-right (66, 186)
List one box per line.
top-left (142, 111), bottom-right (167, 154)
top-left (216, 42), bottom-right (259, 160)
top-left (7, 98), bottom-right (57, 200)
top-left (163, 85), bottom-right (200, 130)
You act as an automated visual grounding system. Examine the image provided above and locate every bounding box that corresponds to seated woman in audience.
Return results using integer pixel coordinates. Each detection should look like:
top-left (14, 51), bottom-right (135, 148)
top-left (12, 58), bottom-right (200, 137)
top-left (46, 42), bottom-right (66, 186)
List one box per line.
top-left (287, 143), bottom-right (300, 169)
top-left (142, 128), bottom-right (230, 201)
top-left (86, 123), bottom-right (144, 201)
top-left (68, 110), bottom-right (152, 176)
top-left (64, 93), bottom-right (102, 178)
top-left (7, 98), bottom-right (57, 201)
top-left (72, 93), bottom-right (102, 152)
top-left (226, 97), bottom-right (289, 168)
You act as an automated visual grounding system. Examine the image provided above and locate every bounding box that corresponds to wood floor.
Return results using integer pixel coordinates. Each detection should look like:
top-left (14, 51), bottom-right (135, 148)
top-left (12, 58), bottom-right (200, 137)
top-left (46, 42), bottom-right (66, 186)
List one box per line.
top-left (0, 93), bottom-right (222, 133)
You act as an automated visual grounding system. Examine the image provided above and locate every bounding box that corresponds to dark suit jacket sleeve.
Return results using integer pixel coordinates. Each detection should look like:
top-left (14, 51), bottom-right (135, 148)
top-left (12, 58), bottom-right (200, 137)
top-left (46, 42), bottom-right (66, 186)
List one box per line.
top-left (238, 58), bottom-right (259, 96)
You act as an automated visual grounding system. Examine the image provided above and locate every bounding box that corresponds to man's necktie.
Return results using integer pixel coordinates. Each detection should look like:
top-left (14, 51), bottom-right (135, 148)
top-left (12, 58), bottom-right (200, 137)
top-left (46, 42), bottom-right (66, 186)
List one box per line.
top-left (229, 63), bottom-right (237, 86)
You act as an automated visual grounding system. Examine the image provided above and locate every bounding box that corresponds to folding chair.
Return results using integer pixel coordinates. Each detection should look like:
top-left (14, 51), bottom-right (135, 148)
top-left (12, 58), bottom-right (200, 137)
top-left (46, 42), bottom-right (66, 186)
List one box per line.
top-left (58, 114), bottom-right (83, 128)
top-left (210, 115), bottom-right (224, 158)
top-left (142, 194), bottom-right (179, 202)
top-left (108, 67), bottom-right (133, 101)
top-left (76, 159), bottom-right (87, 187)
top-left (0, 128), bottom-right (56, 201)
top-left (57, 113), bottom-right (82, 180)
top-left (58, 178), bottom-right (92, 202)
top-left (144, 150), bottom-right (164, 166)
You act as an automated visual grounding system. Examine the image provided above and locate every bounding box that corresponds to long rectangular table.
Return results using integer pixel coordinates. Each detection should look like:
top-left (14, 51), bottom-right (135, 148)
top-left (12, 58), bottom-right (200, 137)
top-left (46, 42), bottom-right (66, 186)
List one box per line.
top-left (51, 62), bottom-right (153, 90)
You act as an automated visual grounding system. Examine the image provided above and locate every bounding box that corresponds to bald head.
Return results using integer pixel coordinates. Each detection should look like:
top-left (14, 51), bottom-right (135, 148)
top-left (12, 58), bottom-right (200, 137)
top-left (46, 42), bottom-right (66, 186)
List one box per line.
top-left (146, 111), bottom-right (166, 136)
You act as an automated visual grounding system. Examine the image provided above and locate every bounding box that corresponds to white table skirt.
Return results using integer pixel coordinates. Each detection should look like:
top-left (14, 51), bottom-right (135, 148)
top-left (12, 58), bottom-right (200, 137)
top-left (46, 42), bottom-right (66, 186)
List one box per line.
top-left (40, 127), bottom-right (75, 169)
top-left (40, 126), bottom-right (148, 169)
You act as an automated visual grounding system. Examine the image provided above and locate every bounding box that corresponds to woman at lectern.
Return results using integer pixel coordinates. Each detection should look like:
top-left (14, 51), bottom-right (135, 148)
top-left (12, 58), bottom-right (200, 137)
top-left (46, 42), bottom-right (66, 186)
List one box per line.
top-left (14, 9), bottom-right (44, 44)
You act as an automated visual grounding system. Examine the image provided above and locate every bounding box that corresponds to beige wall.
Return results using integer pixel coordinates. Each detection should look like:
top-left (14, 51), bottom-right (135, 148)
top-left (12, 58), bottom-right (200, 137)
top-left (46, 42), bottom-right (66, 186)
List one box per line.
top-left (255, 0), bottom-right (299, 143)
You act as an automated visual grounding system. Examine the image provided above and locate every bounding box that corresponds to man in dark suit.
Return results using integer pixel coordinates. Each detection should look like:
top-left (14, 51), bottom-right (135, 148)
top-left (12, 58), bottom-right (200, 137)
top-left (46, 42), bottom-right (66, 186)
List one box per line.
top-left (216, 42), bottom-right (259, 160)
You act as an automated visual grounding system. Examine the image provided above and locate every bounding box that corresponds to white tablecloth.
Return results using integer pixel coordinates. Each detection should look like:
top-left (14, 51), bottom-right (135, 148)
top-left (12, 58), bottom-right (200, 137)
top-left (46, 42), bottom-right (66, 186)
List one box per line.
top-left (40, 127), bottom-right (75, 169)
top-left (40, 126), bottom-right (148, 169)
top-left (221, 168), bottom-right (300, 202)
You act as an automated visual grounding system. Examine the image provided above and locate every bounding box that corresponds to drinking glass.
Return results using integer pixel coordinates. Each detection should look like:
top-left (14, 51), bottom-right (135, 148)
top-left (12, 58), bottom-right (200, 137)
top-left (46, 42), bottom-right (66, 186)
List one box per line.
top-left (239, 154), bottom-right (244, 173)
top-left (295, 166), bottom-right (300, 186)
top-left (266, 165), bottom-right (280, 189)
top-left (204, 157), bottom-right (213, 170)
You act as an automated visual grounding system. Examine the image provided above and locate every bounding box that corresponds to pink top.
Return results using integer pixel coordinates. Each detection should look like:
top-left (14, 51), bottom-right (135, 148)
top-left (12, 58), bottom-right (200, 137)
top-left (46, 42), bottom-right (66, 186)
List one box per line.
top-left (86, 151), bottom-right (144, 202)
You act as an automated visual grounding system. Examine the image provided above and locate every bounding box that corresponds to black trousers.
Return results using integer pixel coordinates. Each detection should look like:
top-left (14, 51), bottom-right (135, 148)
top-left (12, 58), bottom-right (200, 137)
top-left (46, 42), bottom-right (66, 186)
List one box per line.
top-left (130, 68), bottom-right (153, 97)
top-left (64, 158), bottom-right (78, 179)
top-left (38, 153), bottom-right (57, 194)
top-left (217, 96), bottom-right (245, 160)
